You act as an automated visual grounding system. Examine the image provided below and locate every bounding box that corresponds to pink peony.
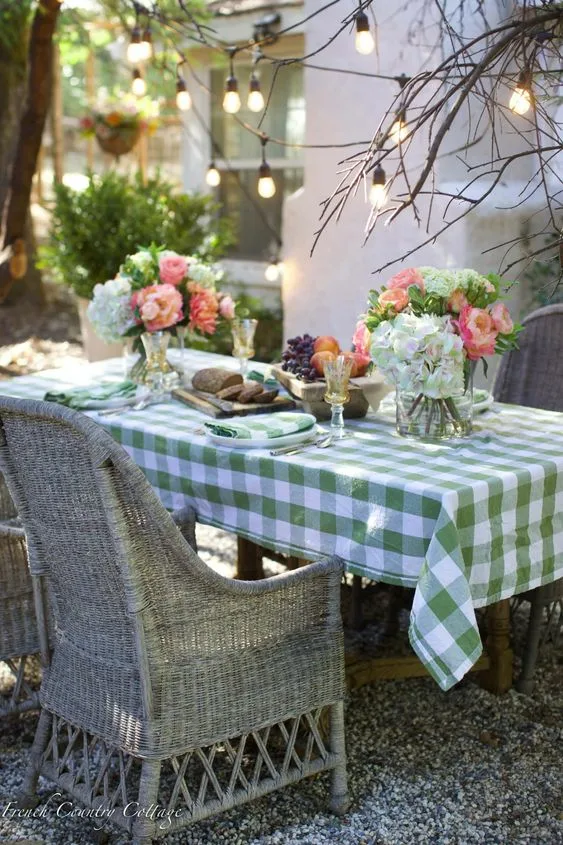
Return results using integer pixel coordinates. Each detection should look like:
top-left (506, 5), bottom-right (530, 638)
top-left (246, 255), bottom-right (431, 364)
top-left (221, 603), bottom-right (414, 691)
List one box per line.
top-left (447, 288), bottom-right (469, 313)
top-left (379, 287), bottom-right (409, 312)
top-left (132, 284), bottom-right (183, 332)
top-left (352, 319), bottom-right (371, 356)
top-left (218, 294), bottom-right (236, 320)
top-left (490, 302), bottom-right (513, 335)
top-left (159, 252), bottom-right (188, 286)
top-left (189, 286), bottom-right (219, 335)
top-left (387, 267), bottom-right (425, 294)
top-left (456, 305), bottom-right (498, 360)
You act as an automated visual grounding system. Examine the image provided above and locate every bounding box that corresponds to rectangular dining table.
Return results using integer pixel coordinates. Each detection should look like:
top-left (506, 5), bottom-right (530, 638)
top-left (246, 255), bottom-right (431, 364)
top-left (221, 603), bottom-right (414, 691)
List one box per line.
top-left (2, 349), bottom-right (562, 693)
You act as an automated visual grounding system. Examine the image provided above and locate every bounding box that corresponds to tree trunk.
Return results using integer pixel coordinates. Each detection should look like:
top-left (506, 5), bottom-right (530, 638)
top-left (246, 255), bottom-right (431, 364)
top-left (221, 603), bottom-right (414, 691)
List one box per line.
top-left (0, 0), bottom-right (61, 306)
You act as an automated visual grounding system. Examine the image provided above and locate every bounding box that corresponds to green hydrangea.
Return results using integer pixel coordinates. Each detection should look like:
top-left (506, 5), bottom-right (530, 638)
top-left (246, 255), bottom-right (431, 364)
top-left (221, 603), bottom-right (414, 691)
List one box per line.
top-left (419, 267), bottom-right (457, 298)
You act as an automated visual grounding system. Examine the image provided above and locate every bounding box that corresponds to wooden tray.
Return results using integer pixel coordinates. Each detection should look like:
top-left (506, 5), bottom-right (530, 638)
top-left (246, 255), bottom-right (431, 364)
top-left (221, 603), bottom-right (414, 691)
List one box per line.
top-left (272, 365), bottom-right (390, 420)
top-left (172, 387), bottom-right (296, 419)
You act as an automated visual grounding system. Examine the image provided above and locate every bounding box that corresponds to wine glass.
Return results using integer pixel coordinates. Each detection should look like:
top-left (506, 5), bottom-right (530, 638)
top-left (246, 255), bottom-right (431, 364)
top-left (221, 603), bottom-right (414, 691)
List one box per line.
top-left (323, 355), bottom-right (353, 440)
top-left (231, 318), bottom-right (258, 377)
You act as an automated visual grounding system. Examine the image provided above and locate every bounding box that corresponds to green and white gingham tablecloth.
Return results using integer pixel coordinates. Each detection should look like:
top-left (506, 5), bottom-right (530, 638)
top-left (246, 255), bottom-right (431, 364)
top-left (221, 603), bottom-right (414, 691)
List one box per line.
top-left (2, 350), bottom-right (562, 691)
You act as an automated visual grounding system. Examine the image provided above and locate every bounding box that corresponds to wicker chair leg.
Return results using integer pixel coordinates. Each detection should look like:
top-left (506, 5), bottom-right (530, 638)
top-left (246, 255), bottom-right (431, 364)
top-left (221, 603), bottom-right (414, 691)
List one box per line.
top-left (18, 708), bottom-right (51, 807)
top-left (517, 594), bottom-right (545, 695)
top-left (329, 701), bottom-right (349, 815)
top-left (132, 759), bottom-right (161, 844)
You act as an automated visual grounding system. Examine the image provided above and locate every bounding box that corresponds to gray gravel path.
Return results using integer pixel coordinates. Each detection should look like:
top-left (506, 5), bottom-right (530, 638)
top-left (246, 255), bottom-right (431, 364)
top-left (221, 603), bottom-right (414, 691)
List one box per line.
top-left (1, 525), bottom-right (562, 845)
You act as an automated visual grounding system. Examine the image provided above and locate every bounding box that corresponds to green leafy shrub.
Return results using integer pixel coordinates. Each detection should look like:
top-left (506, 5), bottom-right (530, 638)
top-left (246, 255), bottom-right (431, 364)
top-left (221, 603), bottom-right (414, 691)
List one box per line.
top-left (39, 170), bottom-right (234, 299)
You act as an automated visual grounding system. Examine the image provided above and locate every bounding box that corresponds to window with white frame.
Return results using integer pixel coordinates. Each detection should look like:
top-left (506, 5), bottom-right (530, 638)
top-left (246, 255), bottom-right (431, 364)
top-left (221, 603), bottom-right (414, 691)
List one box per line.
top-left (210, 62), bottom-right (305, 261)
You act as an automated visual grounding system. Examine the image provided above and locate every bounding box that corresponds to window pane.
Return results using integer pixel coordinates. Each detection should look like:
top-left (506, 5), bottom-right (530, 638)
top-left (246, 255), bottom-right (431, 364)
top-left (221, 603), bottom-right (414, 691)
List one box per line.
top-left (219, 168), bottom-right (304, 260)
top-left (211, 63), bottom-right (305, 160)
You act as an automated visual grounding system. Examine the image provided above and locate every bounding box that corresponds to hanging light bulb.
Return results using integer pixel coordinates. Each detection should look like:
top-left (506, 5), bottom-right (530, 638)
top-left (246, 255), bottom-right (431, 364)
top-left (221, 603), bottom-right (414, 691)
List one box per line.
top-left (248, 74), bottom-right (265, 113)
top-left (223, 75), bottom-right (241, 114)
top-left (389, 109), bottom-right (408, 145)
top-left (369, 164), bottom-right (387, 209)
top-left (127, 26), bottom-right (143, 65)
top-left (206, 162), bottom-right (221, 188)
top-left (131, 68), bottom-right (146, 97)
top-left (138, 25), bottom-right (153, 62)
top-left (509, 69), bottom-right (533, 116)
top-left (355, 10), bottom-right (375, 55)
top-left (258, 162), bottom-right (276, 198)
top-left (176, 75), bottom-right (192, 111)
top-left (265, 259), bottom-right (282, 282)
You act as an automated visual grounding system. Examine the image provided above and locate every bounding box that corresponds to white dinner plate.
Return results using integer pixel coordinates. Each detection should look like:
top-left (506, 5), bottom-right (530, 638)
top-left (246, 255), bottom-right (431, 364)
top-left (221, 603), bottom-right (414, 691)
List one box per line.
top-left (473, 390), bottom-right (494, 413)
top-left (206, 425), bottom-right (319, 450)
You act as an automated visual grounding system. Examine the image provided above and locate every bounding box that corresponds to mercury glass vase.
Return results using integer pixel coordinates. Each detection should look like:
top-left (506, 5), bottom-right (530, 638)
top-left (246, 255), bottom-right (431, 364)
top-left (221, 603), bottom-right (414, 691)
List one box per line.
top-left (134, 331), bottom-right (179, 392)
top-left (396, 376), bottom-right (473, 441)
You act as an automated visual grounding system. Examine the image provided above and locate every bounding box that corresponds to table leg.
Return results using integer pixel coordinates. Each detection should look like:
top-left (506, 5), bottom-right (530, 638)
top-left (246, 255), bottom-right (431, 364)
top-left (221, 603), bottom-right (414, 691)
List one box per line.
top-left (480, 598), bottom-right (513, 694)
top-left (236, 537), bottom-right (265, 580)
top-left (350, 575), bottom-right (363, 630)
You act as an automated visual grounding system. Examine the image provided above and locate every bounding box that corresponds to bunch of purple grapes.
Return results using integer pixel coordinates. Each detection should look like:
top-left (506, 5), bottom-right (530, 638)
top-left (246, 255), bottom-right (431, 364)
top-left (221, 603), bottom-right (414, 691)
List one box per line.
top-left (281, 334), bottom-right (318, 381)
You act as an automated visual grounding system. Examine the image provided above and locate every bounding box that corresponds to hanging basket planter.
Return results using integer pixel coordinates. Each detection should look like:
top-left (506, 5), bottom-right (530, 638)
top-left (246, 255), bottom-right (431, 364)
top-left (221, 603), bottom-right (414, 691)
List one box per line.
top-left (94, 124), bottom-right (142, 157)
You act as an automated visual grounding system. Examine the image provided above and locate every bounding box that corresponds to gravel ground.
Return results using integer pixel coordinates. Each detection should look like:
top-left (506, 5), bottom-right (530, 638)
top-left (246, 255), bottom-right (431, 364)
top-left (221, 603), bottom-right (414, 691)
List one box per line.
top-left (1, 525), bottom-right (562, 845)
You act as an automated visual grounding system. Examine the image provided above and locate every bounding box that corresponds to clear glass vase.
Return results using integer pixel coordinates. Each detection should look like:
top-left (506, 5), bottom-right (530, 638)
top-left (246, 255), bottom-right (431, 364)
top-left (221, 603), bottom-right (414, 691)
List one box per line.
top-left (396, 378), bottom-right (473, 441)
top-left (129, 331), bottom-right (179, 392)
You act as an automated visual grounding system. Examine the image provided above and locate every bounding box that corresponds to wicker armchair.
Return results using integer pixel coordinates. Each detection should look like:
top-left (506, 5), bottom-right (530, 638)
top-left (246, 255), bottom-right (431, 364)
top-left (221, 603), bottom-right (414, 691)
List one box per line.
top-left (0, 472), bottom-right (48, 716)
top-left (0, 397), bottom-right (348, 844)
top-left (493, 304), bottom-right (563, 693)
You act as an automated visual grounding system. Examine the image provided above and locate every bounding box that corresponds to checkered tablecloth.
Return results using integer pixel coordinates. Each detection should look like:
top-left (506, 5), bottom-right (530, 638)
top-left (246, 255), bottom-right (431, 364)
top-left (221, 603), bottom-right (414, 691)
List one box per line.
top-left (2, 350), bottom-right (562, 691)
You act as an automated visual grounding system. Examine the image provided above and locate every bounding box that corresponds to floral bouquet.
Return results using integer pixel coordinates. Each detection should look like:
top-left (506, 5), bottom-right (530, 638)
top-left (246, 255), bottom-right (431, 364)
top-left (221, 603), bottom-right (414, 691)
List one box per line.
top-left (80, 91), bottom-right (159, 157)
top-left (358, 267), bottom-right (521, 439)
top-left (87, 245), bottom-right (236, 387)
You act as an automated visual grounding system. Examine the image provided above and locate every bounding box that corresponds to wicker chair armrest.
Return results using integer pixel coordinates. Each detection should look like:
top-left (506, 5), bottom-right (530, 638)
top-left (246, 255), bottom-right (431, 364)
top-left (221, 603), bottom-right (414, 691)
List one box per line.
top-left (171, 505), bottom-right (197, 551)
top-left (0, 517), bottom-right (25, 538)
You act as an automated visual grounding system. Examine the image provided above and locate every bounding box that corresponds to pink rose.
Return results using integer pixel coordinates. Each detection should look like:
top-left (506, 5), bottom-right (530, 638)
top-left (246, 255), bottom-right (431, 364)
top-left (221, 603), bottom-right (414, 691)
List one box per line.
top-left (490, 302), bottom-right (513, 335)
top-left (447, 288), bottom-right (469, 314)
top-left (379, 287), bottom-right (409, 312)
top-left (456, 305), bottom-right (498, 360)
top-left (132, 284), bottom-right (183, 332)
top-left (352, 319), bottom-right (371, 356)
top-left (387, 267), bottom-right (425, 294)
top-left (218, 294), bottom-right (235, 320)
top-left (159, 253), bottom-right (188, 286)
top-left (189, 286), bottom-right (219, 335)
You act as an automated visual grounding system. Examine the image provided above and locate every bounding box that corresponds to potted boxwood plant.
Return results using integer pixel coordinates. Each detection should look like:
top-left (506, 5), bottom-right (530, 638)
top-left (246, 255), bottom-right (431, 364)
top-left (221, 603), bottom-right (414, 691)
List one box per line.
top-left (39, 170), bottom-right (234, 360)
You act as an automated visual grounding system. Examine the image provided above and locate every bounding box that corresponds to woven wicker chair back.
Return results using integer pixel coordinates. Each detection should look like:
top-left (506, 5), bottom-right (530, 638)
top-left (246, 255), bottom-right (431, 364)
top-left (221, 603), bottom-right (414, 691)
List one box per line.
top-left (493, 304), bottom-right (563, 412)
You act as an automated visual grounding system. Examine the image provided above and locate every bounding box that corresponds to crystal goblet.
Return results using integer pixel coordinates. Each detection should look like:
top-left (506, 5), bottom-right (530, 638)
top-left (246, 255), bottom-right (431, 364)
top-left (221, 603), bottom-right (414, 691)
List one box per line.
top-left (231, 318), bottom-right (258, 377)
top-left (323, 355), bottom-right (353, 440)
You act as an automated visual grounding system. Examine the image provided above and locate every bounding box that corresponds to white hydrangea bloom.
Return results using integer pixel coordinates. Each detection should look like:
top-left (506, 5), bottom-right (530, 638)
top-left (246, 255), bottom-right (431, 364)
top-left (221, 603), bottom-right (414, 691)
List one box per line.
top-left (188, 261), bottom-right (217, 289)
top-left (86, 276), bottom-right (135, 343)
top-left (419, 267), bottom-right (457, 298)
top-left (129, 250), bottom-right (153, 271)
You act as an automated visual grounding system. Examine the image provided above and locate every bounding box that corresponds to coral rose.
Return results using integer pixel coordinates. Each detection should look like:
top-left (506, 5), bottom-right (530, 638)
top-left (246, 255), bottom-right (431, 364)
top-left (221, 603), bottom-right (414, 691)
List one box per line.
top-left (387, 267), bottom-right (425, 294)
top-left (379, 287), bottom-right (409, 312)
top-left (352, 319), bottom-right (371, 356)
top-left (159, 252), bottom-right (188, 286)
top-left (132, 284), bottom-right (183, 332)
top-left (219, 294), bottom-right (235, 320)
top-left (447, 288), bottom-right (469, 313)
top-left (189, 288), bottom-right (219, 335)
top-left (456, 305), bottom-right (498, 360)
top-left (490, 302), bottom-right (513, 335)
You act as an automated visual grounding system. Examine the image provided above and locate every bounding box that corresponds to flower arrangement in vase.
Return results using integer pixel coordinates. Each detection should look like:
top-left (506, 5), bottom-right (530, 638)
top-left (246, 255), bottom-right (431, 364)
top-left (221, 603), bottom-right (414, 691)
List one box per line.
top-left (359, 267), bottom-right (522, 440)
top-left (87, 245), bottom-right (236, 390)
top-left (80, 91), bottom-right (159, 158)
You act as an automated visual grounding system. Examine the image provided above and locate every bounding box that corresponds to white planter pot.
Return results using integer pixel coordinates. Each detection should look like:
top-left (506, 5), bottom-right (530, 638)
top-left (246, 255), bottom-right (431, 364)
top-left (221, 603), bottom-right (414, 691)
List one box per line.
top-left (77, 296), bottom-right (123, 362)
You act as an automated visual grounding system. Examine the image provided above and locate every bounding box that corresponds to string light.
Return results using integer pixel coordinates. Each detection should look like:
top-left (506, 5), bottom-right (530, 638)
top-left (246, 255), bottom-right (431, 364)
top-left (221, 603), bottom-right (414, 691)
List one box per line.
top-left (258, 137), bottom-right (276, 198)
top-left (206, 162), bottom-right (221, 187)
top-left (131, 68), bottom-right (146, 97)
top-left (176, 74), bottom-right (192, 111)
top-left (248, 73), bottom-right (265, 112)
top-left (127, 26), bottom-right (143, 65)
top-left (223, 50), bottom-right (241, 114)
top-left (389, 109), bottom-right (408, 145)
top-left (138, 24), bottom-right (153, 62)
top-left (355, 10), bottom-right (375, 55)
top-left (369, 164), bottom-right (387, 209)
top-left (509, 69), bottom-right (533, 115)
top-left (265, 259), bottom-right (282, 282)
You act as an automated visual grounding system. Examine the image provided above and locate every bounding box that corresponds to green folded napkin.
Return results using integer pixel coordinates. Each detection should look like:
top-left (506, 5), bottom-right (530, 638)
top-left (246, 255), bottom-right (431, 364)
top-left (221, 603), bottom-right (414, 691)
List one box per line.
top-left (44, 380), bottom-right (137, 410)
top-left (204, 412), bottom-right (316, 440)
top-left (247, 369), bottom-right (278, 388)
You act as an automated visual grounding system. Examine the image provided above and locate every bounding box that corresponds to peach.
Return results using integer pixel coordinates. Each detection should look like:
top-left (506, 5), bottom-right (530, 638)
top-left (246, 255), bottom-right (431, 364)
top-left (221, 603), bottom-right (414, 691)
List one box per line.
top-left (311, 350), bottom-right (336, 376)
top-left (352, 351), bottom-right (371, 377)
top-left (341, 351), bottom-right (360, 378)
top-left (313, 335), bottom-right (340, 356)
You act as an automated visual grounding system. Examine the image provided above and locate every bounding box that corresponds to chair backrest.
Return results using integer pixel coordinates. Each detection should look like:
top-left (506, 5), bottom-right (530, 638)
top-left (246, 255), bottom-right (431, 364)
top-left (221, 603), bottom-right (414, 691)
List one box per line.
top-left (493, 304), bottom-right (563, 412)
top-left (0, 397), bottom-right (205, 686)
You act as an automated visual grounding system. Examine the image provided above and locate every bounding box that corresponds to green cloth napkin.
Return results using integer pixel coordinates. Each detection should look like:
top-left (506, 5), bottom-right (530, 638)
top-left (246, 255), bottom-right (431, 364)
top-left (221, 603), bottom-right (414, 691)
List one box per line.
top-left (204, 412), bottom-right (316, 440)
top-left (247, 369), bottom-right (278, 388)
top-left (44, 380), bottom-right (137, 410)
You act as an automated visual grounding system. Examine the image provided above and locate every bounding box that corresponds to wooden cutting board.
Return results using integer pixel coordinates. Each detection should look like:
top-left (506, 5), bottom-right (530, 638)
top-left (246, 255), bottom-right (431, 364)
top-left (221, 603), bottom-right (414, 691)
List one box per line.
top-left (172, 387), bottom-right (296, 418)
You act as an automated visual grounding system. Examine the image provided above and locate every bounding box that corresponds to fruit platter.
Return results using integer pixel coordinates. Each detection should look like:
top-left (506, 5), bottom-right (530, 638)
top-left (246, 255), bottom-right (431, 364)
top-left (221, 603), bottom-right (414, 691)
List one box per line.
top-left (273, 333), bottom-right (390, 420)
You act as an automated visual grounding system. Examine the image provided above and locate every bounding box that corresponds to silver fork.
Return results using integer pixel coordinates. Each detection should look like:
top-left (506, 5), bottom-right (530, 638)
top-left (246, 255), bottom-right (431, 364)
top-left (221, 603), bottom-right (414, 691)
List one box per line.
top-left (97, 394), bottom-right (162, 417)
top-left (270, 434), bottom-right (333, 457)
